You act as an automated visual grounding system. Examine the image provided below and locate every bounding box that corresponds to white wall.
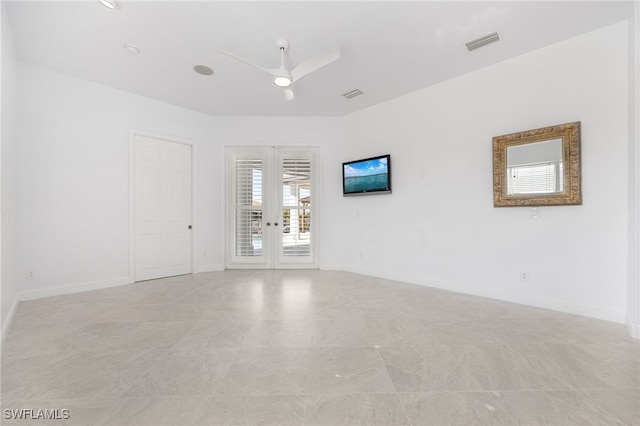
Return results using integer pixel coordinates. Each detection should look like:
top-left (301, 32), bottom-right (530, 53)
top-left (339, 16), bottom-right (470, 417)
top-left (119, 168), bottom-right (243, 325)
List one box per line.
top-left (1, 2), bottom-right (19, 340)
top-left (628, 3), bottom-right (640, 338)
top-left (339, 21), bottom-right (629, 322)
top-left (11, 62), bottom-right (341, 301)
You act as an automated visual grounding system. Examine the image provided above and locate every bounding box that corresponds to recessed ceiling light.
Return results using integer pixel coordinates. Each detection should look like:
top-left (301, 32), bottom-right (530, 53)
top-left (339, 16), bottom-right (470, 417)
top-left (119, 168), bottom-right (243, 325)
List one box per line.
top-left (465, 32), bottom-right (500, 51)
top-left (99, 0), bottom-right (120, 10)
top-left (194, 65), bottom-right (214, 76)
top-left (124, 44), bottom-right (139, 55)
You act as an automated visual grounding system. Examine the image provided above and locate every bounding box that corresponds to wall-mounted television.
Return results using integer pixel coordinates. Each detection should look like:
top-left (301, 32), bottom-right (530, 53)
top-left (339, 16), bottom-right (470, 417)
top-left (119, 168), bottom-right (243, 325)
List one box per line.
top-left (342, 154), bottom-right (391, 196)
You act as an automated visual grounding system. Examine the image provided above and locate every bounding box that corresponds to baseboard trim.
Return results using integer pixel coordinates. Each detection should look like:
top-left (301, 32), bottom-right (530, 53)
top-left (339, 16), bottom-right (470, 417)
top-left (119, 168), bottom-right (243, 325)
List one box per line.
top-left (195, 264), bottom-right (225, 273)
top-left (319, 264), bottom-right (344, 271)
top-left (343, 266), bottom-right (627, 324)
top-left (626, 315), bottom-right (640, 339)
top-left (18, 277), bottom-right (131, 302)
top-left (0, 296), bottom-right (20, 353)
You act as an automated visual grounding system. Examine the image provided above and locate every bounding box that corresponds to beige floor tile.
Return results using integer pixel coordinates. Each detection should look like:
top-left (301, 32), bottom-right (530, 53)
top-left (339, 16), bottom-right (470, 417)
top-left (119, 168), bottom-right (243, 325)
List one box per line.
top-left (365, 314), bottom-right (433, 348)
top-left (379, 345), bottom-right (484, 392)
top-left (216, 347), bottom-right (309, 395)
top-left (305, 347), bottom-right (396, 394)
top-left (35, 349), bottom-right (158, 399)
top-left (242, 320), bottom-right (314, 348)
top-left (258, 301), bottom-right (363, 321)
top-left (304, 393), bottom-right (410, 425)
top-left (450, 343), bottom-right (572, 391)
top-left (172, 319), bottom-right (255, 350)
top-left (308, 319), bottom-right (376, 347)
top-left (71, 320), bottom-right (196, 352)
top-left (1, 351), bottom-right (80, 400)
top-left (542, 343), bottom-right (640, 390)
top-left (96, 397), bottom-right (212, 425)
top-left (198, 394), bottom-right (305, 425)
top-left (579, 389), bottom-right (640, 426)
top-left (399, 391), bottom-right (516, 425)
top-left (123, 348), bottom-right (238, 397)
top-left (2, 270), bottom-right (636, 426)
top-left (495, 390), bottom-right (626, 425)
top-left (2, 322), bottom-right (85, 359)
top-left (148, 302), bottom-right (221, 322)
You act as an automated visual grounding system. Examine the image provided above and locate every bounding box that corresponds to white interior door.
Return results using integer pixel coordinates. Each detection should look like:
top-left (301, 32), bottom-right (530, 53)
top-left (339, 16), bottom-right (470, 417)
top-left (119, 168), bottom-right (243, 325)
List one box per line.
top-left (226, 147), bottom-right (317, 269)
top-left (134, 134), bottom-right (193, 281)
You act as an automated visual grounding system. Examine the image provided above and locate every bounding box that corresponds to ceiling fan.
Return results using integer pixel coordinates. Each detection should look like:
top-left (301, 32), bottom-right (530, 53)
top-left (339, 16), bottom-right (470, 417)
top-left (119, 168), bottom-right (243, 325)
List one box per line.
top-left (217, 39), bottom-right (340, 101)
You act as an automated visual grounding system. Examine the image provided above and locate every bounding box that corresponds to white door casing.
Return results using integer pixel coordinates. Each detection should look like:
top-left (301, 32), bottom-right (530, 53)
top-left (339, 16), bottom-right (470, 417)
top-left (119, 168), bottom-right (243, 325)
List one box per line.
top-left (132, 132), bottom-right (193, 281)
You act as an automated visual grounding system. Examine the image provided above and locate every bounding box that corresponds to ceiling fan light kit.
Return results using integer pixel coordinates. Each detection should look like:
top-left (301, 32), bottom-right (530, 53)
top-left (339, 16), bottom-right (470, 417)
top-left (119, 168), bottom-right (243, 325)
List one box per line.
top-left (273, 75), bottom-right (292, 87)
top-left (217, 38), bottom-right (340, 100)
top-left (99, 0), bottom-right (119, 10)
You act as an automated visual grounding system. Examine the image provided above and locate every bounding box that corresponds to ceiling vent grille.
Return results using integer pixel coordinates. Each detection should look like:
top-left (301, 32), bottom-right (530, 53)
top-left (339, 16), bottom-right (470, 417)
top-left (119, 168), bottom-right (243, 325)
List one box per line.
top-left (342, 89), bottom-right (364, 99)
top-left (465, 32), bottom-right (500, 51)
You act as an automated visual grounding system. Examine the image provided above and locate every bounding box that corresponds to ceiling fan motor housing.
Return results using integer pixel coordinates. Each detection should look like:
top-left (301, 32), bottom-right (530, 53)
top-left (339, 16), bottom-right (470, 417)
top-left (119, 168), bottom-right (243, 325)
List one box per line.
top-left (275, 38), bottom-right (290, 51)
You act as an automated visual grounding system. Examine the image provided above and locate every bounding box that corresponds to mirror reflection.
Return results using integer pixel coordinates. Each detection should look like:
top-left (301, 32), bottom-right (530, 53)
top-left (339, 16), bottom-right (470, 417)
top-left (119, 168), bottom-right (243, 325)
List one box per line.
top-left (507, 138), bottom-right (563, 195)
top-left (492, 121), bottom-right (581, 207)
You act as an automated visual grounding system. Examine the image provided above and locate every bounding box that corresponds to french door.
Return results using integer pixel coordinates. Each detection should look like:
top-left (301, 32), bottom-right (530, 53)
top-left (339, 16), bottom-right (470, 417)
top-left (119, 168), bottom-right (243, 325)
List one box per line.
top-left (226, 147), bottom-right (317, 269)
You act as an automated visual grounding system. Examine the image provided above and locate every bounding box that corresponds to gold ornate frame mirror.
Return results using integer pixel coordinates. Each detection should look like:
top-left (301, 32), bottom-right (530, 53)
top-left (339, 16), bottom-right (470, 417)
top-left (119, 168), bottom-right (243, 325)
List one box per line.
top-left (493, 121), bottom-right (582, 207)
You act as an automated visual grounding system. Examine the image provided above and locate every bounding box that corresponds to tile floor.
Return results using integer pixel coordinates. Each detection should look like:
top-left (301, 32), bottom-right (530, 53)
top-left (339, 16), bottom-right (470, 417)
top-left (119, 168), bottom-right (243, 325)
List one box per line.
top-left (1, 270), bottom-right (638, 425)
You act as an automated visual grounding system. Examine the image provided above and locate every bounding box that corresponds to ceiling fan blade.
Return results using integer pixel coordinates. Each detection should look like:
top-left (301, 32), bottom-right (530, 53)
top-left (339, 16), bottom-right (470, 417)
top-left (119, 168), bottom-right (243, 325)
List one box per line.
top-left (217, 50), bottom-right (280, 77)
top-left (291, 47), bottom-right (340, 83)
top-left (283, 88), bottom-right (294, 101)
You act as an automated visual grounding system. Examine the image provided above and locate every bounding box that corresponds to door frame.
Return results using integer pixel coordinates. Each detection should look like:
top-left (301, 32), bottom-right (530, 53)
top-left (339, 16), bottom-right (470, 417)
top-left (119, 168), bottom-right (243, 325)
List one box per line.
top-left (129, 129), bottom-right (197, 283)
top-left (224, 145), bottom-right (320, 270)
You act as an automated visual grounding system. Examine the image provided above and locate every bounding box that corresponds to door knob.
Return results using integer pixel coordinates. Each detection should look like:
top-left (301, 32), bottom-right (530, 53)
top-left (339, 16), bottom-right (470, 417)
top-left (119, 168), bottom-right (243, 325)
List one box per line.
top-left (274, 222), bottom-right (278, 226)
top-left (266, 222), bottom-right (271, 226)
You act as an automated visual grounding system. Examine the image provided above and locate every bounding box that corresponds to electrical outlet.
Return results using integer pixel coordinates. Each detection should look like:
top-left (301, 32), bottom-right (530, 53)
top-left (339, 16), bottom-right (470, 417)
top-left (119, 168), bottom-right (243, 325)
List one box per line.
top-left (519, 271), bottom-right (530, 282)
top-left (530, 207), bottom-right (540, 219)
top-left (25, 269), bottom-right (36, 280)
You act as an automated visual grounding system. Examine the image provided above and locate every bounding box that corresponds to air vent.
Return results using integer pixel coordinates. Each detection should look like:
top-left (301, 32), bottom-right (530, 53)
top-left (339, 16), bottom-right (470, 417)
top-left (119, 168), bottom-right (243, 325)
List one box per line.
top-left (465, 32), bottom-right (500, 51)
top-left (342, 89), bottom-right (363, 99)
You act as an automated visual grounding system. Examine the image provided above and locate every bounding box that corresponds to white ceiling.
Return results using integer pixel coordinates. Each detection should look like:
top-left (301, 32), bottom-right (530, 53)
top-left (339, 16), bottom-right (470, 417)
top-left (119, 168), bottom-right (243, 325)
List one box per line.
top-left (5, 1), bottom-right (632, 117)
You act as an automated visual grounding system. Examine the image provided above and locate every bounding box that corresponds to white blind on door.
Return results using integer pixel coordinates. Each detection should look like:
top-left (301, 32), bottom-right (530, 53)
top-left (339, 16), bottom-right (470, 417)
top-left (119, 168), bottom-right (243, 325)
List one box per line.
top-left (233, 158), bottom-right (263, 257)
top-left (281, 157), bottom-right (312, 257)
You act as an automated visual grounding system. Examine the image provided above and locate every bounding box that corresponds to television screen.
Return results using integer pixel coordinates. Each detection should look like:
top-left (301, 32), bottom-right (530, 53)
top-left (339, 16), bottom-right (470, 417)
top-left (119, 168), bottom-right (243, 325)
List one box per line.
top-left (342, 154), bottom-right (391, 196)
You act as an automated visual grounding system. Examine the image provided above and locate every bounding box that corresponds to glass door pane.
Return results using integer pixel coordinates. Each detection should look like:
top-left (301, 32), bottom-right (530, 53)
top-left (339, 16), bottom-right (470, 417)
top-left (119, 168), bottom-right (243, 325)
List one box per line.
top-left (228, 150), bottom-right (271, 268)
top-left (277, 152), bottom-right (314, 266)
